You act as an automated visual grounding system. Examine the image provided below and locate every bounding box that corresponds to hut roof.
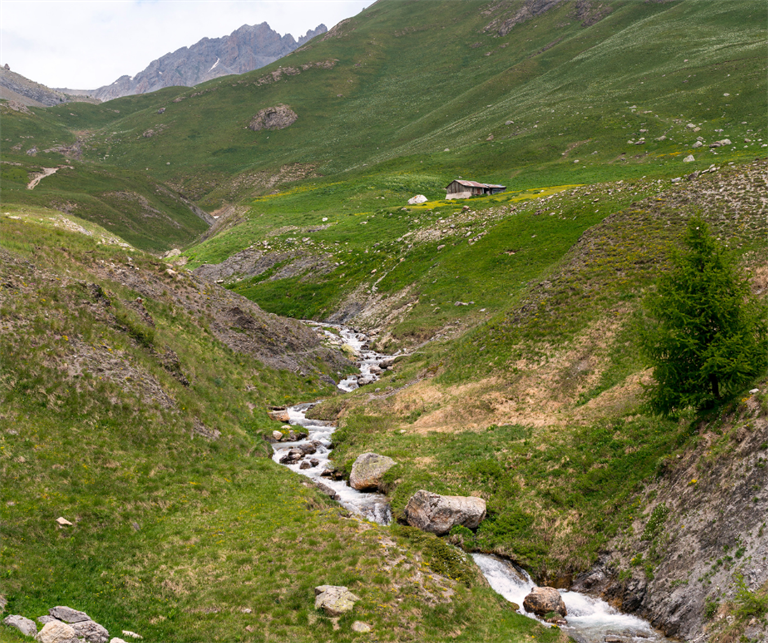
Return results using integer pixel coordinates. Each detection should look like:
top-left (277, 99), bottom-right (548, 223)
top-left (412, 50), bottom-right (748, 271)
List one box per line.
top-left (446, 179), bottom-right (506, 189)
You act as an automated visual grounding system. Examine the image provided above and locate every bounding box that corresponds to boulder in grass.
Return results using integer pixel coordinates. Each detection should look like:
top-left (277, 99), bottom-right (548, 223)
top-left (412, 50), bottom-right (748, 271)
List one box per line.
top-left (407, 195), bottom-right (428, 205)
top-left (72, 620), bottom-right (109, 643)
top-left (404, 490), bottom-right (486, 535)
top-left (523, 586), bottom-right (567, 617)
top-left (48, 607), bottom-right (90, 624)
top-left (314, 585), bottom-right (360, 617)
top-left (4, 615), bottom-right (38, 637)
top-left (34, 620), bottom-right (77, 643)
top-left (349, 453), bottom-right (397, 491)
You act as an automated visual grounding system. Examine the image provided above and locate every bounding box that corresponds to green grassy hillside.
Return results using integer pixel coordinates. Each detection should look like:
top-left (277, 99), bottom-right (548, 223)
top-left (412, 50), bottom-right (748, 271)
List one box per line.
top-left (4, 1), bottom-right (766, 199)
top-left (0, 213), bottom-right (568, 643)
top-left (1, 165), bottom-right (209, 253)
top-left (1, 2), bottom-right (767, 639)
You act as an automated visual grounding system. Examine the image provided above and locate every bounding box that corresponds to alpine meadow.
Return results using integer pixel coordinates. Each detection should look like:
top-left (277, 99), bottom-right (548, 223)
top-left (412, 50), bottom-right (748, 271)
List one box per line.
top-left (1, 1), bottom-right (767, 643)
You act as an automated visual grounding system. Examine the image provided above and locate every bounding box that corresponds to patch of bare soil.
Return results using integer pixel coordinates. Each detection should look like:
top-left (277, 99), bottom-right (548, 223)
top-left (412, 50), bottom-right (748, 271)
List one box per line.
top-left (388, 315), bottom-right (634, 434)
top-left (26, 166), bottom-right (60, 190)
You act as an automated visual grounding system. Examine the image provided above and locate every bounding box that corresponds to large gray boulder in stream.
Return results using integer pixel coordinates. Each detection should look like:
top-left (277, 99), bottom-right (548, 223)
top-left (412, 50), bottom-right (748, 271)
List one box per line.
top-left (71, 620), bottom-right (109, 643)
top-left (349, 453), bottom-right (397, 491)
top-left (523, 586), bottom-right (567, 617)
top-left (404, 490), bottom-right (486, 535)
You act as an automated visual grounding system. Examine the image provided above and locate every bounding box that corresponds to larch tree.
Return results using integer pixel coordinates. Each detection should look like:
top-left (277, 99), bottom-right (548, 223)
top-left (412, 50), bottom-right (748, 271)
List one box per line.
top-left (641, 216), bottom-right (768, 416)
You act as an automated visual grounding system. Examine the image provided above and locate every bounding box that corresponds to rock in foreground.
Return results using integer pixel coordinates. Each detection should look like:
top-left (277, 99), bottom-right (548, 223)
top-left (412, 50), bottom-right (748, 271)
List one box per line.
top-left (349, 453), bottom-right (397, 491)
top-left (523, 586), bottom-right (567, 617)
top-left (404, 490), bottom-right (486, 535)
top-left (35, 620), bottom-right (77, 643)
top-left (314, 585), bottom-right (360, 616)
top-left (72, 620), bottom-right (109, 643)
top-left (4, 615), bottom-right (38, 637)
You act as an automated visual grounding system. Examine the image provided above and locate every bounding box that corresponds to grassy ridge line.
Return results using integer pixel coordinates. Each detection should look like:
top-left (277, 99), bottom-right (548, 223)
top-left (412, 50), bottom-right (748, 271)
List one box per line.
top-left (0, 216), bottom-right (566, 643)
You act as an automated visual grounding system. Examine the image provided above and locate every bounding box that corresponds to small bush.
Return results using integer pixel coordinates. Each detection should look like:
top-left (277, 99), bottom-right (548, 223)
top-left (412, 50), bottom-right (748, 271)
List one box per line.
top-left (734, 574), bottom-right (768, 619)
top-left (642, 504), bottom-right (669, 542)
top-left (704, 599), bottom-right (719, 620)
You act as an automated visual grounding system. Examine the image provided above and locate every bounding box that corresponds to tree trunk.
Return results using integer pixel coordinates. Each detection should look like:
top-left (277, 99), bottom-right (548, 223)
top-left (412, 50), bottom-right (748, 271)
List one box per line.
top-left (710, 374), bottom-right (720, 399)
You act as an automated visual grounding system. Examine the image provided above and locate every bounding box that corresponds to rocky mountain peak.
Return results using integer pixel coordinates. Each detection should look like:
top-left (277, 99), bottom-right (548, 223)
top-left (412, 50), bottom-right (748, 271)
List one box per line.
top-left (80, 21), bottom-right (327, 102)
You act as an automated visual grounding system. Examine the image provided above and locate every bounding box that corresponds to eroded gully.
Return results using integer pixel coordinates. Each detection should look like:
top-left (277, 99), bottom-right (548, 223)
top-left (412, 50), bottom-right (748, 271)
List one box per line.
top-left (271, 323), bottom-right (672, 643)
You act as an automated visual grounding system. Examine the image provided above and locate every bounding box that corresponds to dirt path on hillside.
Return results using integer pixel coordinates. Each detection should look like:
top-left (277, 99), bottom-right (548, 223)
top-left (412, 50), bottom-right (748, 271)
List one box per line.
top-left (27, 167), bottom-right (59, 190)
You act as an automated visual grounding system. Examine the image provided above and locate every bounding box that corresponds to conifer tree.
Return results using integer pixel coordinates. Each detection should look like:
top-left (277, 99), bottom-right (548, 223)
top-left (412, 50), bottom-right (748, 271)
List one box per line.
top-left (641, 216), bottom-right (768, 415)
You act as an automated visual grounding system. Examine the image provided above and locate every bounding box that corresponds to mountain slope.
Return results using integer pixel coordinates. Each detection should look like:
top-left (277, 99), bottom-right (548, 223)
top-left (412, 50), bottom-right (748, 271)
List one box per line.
top-left (0, 211), bottom-right (564, 643)
top-left (82, 22), bottom-right (327, 101)
top-left (55, 0), bottom-right (766, 192)
top-left (0, 66), bottom-right (98, 107)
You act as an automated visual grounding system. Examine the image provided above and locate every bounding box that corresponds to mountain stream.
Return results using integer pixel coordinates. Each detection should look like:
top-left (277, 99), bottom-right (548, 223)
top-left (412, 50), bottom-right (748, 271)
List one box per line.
top-left (272, 324), bottom-right (672, 643)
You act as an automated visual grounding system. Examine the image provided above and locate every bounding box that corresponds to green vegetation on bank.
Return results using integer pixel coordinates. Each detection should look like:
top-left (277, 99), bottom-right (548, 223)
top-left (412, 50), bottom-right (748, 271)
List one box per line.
top-left (1, 1), bottom-right (766, 639)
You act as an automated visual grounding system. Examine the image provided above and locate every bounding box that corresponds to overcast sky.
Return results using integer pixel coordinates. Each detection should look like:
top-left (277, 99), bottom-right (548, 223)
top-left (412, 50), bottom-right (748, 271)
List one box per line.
top-left (0, 0), bottom-right (369, 89)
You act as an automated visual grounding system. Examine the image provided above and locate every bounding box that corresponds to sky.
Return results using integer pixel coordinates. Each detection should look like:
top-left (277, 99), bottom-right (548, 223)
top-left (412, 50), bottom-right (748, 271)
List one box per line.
top-left (0, 0), bottom-right (369, 89)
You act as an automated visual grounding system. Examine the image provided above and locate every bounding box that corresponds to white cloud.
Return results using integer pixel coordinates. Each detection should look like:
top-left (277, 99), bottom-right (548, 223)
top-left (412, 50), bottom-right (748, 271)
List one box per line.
top-left (0, 0), bottom-right (368, 88)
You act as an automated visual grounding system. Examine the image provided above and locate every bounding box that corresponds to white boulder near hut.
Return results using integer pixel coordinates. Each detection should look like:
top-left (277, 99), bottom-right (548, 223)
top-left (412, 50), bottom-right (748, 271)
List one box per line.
top-left (445, 179), bottom-right (506, 200)
top-left (407, 194), bottom-right (428, 205)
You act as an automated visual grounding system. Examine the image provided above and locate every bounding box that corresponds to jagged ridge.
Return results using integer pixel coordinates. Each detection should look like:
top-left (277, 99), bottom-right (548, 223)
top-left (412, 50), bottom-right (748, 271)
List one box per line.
top-left (78, 22), bottom-right (327, 101)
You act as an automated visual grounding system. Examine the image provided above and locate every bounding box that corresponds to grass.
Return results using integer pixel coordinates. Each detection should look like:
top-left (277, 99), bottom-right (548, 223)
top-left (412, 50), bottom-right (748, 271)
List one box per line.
top-left (1, 0), bottom-right (765, 242)
top-left (0, 215), bottom-right (567, 642)
top-left (330, 403), bottom-right (688, 576)
top-left (0, 1), bottom-right (766, 638)
top-left (0, 161), bottom-right (208, 253)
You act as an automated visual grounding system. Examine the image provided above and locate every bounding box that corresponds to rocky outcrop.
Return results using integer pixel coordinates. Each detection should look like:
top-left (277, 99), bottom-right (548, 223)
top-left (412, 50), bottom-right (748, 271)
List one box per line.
top-left (3, 615), bottom-right (37, 637)
top-left (571, 0), bottom-right (613, 27)
top-left (314, 585), bottom-right (360, 616)
top-left (523, 587), bottom-right (567, 617)
top-left (193, 248), bottom-right (333, 286)
top-left (79, 23), bottom-right (327, 101)
top-left (573, 393), bottom-right (768, 642)
top-left (484, 0), bottom-right (566, 36)
top-left (349, 453), bottom-right (397, 491)
top-left (403, 490), bottom-right (486, 535)
top-left (0, 68), bottom-right (93, 107)
top-left (268, 407), bottom-right (290, 423)
top-left (248, 104), bottom-right (298, 131)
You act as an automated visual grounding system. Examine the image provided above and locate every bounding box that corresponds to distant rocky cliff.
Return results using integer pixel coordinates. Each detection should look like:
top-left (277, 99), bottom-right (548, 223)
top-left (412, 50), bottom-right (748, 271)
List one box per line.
top-left (79, 22), bottom-right (326, 102)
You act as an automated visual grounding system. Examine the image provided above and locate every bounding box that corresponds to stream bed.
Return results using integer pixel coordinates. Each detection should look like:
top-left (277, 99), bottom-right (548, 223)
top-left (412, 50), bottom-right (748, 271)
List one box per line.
top-left (272, 324), bottom-right (672, 643)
